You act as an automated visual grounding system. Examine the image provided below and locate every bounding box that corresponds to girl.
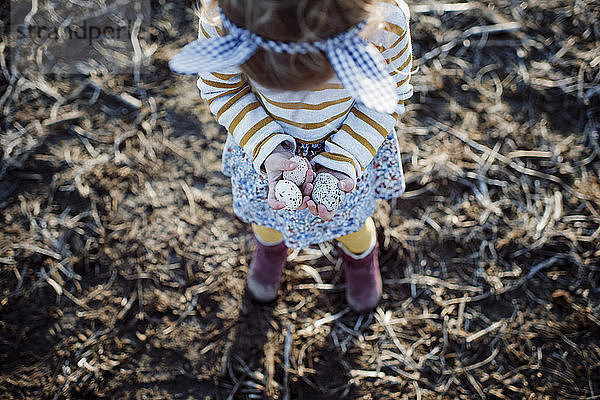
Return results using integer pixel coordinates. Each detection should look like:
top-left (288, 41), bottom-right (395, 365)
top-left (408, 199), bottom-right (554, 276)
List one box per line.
top-left (170, 0), bottom-right (413, 311)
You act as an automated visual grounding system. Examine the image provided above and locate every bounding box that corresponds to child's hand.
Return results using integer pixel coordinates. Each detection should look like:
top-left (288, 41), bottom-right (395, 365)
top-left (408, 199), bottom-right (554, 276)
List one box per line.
top-left (307, 167), bottom-right (355, 221)
top-left (264, 146), bottom-right (315, 210)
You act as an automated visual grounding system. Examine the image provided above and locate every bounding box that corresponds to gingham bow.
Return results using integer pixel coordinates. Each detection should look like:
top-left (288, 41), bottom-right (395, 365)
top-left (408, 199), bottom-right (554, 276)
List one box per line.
top-left (169, 9), bottom-right (398, 113)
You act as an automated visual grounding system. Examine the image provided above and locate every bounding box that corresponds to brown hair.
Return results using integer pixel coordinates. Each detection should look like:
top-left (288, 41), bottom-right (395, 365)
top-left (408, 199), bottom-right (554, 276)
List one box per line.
top-left (202, 0), bottom-right (379, 90)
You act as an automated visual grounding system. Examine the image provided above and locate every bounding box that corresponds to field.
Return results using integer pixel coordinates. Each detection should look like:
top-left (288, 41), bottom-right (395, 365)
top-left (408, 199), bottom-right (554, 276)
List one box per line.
top-left (1, 0), bottom-right (599, 398)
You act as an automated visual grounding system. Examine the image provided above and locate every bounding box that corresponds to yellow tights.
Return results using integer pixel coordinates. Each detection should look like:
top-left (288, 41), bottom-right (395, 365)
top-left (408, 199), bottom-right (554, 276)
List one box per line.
top-left (252, 217), bottom-right (376, 255)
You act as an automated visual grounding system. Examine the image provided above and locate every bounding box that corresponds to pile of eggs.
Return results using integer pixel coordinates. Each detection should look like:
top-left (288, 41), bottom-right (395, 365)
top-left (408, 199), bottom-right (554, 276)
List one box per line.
top-left (275, 156), bottom-right (346, 212)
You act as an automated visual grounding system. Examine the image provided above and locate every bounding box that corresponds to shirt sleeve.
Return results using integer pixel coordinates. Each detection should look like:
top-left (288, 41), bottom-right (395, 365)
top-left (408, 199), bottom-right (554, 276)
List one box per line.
top-left (195, 9), bottom-right (296, 174)
top-left (311, 0), bottom-right (413, 185)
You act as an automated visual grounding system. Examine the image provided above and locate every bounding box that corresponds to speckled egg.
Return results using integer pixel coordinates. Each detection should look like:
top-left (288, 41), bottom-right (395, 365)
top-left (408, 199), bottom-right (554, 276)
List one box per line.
top-left (275, 179), bottom-right (303, 211)
top-left (311, 173), bottom-right (346, 211)
top-left (282, 156), bottom-right (309, 186)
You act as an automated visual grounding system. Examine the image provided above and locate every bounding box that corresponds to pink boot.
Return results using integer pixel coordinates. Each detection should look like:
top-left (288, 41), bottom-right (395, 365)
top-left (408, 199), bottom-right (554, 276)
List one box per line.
top-left (247, 236), bottom-right (288, 302)
top-left (337, 240), bottom-right (382, 312)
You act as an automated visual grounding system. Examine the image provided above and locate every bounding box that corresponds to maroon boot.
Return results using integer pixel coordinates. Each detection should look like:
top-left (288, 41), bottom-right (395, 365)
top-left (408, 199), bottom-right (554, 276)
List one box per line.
top-left (247, 236), bottom-right (288, 302)
top-left (337, 240), bottom-right (382, 312)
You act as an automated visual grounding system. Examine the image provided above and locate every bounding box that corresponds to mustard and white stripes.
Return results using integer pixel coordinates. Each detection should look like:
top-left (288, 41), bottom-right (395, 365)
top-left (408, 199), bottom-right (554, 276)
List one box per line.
top-left (196, 0), bottom-right (413, 180)
top-left (196, 13), bottom-right (296, 173)
top-left (313, 106), bottom-right (399, 183)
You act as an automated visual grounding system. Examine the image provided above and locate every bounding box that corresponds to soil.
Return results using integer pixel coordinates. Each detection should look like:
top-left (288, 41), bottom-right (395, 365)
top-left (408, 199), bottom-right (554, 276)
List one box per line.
top-left (1, 0), bottom-right (599, 399)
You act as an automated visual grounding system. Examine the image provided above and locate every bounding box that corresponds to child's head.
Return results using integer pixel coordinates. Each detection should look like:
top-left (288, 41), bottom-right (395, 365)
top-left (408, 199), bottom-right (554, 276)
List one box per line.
top-left (216, 0), bottom-right (375, 90)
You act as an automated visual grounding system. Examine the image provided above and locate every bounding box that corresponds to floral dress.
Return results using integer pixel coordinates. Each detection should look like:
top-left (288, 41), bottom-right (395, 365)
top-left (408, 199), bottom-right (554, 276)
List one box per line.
top-left (222, 131), bottom-right (405, 249)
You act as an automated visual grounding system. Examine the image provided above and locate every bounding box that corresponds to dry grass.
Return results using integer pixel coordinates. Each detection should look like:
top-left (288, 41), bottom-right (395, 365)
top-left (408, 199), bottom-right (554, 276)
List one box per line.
top-left (1, 0), bottom-right (599, 399)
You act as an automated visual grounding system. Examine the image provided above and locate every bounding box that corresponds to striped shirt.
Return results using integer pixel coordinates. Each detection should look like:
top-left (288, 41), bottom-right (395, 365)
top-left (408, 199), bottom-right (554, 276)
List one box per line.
top-left (196, 0), bottom-right (413, 184)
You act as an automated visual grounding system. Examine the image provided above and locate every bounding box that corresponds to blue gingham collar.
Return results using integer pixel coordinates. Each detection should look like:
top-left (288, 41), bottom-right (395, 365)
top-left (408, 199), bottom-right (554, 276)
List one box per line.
top-left (170, 8), bottom-right (398, 113)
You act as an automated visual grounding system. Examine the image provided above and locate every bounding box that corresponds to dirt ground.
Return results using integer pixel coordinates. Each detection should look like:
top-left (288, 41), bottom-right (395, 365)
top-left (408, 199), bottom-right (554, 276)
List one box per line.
top-left (1, 0), bottom-right (599, 398)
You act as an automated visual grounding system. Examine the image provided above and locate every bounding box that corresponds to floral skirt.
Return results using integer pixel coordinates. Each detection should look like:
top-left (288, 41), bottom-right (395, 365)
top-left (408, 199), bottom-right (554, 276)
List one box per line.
top-left (222, 131), bottom-right (405, 249)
